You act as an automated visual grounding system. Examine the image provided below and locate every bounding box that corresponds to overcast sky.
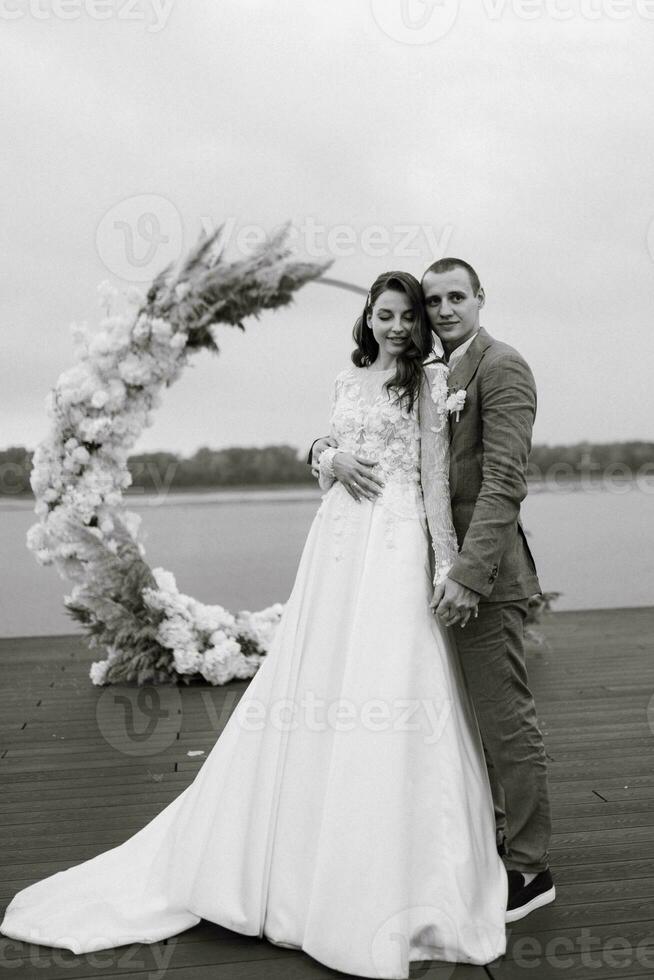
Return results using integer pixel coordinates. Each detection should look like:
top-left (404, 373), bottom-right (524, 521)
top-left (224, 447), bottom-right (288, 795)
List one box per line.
top-left (3, 0), bottom-right (654, 457)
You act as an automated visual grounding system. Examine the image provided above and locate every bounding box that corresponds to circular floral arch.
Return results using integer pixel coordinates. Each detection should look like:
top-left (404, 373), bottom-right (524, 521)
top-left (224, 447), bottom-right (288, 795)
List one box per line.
top-left (27, 226), bottom-right (330, 686)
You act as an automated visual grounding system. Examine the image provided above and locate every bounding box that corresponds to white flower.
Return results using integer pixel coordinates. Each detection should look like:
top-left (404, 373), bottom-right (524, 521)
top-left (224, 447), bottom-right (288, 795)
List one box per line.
top-left (236, 603), bottom-right (284, 652)
top-left (121, 510), bottom-right (141, 538)
top-left (150, 318), bottom-right (173, 344)
top-left (90, 660), bottom-right (109, 685)
top-left (118, 352), bottom-right (156, 386)
top-left (143, 582), bottom-right (193, 621)
top-left (173, 648), bottom-right (203, 675)
top-left (105, 378), bottom-right (127, 411)
top-left (193, 603), bottom-right (235, 634)
top-left (98, 515), bottom-right (114, 534)
top-left (91, 389), bottom-right (109, 409)
top-left (170, 332), bottom-right (188, 350)
top-left (72, 446), bottom-right (91, 465)
top-left (200, 637), bottom-right (243, 685)
top-left (132, 314), bottom-right (151, 343)
top-left (27, 528), bottom-right (53, 566)
top-left (207, 627), bottom-right (230, 648)
top-left (446, 389), bottom-right (467, 421)
top-left (157, 616), bottom-right (196, 650)
top-left (77, 416), bottom-right (112, 442)
top-left (58, 362), bottom-right (98, 406)
top-left (233, 657), bottom-right (258, 680)
top-left (152, 567), bottom-right (178, 594)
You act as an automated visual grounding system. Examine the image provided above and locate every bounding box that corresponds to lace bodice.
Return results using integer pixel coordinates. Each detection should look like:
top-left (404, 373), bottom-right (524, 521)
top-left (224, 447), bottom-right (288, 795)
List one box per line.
top-left (328, 365), bottom-right (421, 488)
top-left (318, 363), bottom-right (458, 586)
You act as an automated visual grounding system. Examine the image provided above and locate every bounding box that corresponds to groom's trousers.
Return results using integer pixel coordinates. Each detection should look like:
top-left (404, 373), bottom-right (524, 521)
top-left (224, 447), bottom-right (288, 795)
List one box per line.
top-left (451, 597), bottom-right (552, 874)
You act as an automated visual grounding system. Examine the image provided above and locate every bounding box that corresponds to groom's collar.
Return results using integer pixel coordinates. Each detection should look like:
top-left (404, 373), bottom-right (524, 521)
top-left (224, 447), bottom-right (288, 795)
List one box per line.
top-left (447, 329), bottom-right (479, 370)
top-left (427, 326), bottom-right (494, 390)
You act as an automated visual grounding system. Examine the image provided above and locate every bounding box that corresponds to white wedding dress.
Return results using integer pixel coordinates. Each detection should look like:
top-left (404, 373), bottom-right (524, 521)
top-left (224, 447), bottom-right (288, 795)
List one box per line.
top-left (1, 363), bottom-right (507, 980)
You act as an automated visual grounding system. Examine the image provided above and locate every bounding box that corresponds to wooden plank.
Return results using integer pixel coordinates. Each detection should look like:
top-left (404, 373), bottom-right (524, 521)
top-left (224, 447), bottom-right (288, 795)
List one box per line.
top-left (0, 932), bottom-right (486, 980)
top-left (1, 608), bottom-right (654, 979)
top-left (551, 841), bottom-right (654, 866)
top-left (503, 920), bottom-right (654, 962)
top-left (488, 953), bottom-right (653, 979)
top-left (0, 936), bottom-right (297, 980)
top-left (508, 898), bottom-right (654, 934)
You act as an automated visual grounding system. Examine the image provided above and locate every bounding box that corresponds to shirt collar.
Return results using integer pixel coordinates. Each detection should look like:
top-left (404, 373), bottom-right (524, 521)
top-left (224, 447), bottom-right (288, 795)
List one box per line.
top-left (431, 329), bottom-right (480, 368)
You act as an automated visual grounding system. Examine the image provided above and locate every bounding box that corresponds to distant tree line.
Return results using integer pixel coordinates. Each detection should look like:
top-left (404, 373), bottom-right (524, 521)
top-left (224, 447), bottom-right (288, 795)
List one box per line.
top-left (127, 446), bottom-right (315, 494)
top-left (0, 445), bottom-right (314, 497)
top-left (1, 442), bottom-right (653, 498)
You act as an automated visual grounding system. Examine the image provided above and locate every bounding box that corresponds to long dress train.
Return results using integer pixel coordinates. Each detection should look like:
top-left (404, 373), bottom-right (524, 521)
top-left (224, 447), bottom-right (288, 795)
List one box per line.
top-left (0, 363), bottom-right (508, 980)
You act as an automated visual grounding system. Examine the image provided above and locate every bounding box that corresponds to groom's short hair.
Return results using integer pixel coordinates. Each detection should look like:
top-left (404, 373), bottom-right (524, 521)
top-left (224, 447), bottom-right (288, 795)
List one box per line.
top-left (422, 257), bottom-right (481, 295)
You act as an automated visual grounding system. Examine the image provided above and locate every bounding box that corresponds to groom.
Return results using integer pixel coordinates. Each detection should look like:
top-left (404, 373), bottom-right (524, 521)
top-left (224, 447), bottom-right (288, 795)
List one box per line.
top-left (308, 258), bottom-right (555, 923)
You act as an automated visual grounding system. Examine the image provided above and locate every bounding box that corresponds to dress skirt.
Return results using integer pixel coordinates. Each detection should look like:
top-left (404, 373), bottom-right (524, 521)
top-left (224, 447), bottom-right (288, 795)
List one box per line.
top-left (1, 482), bottom-right (507, 979)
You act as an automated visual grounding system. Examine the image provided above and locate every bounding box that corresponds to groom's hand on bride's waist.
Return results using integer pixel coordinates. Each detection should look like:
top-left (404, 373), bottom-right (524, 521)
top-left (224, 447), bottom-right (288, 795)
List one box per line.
top-left (432, 578), bottom-right (481, 629)
top-left (309, 436), bottom-right (337, 478)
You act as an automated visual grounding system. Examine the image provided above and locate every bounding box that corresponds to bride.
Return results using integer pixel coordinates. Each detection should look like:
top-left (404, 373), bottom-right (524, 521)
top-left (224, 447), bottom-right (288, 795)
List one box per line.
top-left (0, 271), bottom-right (508, 979)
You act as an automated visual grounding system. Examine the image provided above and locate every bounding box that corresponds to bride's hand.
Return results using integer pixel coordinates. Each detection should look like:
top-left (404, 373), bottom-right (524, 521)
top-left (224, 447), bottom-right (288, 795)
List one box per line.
top-left (332, 452), bottom-right (384, 502)
top-left (434, 578), bottom-right (480, 628)
top-left (429, 582), bottom-right (446, 612)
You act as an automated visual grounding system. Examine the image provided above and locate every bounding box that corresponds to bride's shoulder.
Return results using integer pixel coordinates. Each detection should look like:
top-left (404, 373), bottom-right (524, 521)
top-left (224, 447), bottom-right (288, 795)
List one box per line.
top-left (334, 364), bottom-right (358, 384)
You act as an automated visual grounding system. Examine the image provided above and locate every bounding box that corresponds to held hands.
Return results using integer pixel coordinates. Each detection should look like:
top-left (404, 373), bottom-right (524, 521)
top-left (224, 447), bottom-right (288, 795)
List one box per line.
top-left (430, 578), bottom-right (481, 629)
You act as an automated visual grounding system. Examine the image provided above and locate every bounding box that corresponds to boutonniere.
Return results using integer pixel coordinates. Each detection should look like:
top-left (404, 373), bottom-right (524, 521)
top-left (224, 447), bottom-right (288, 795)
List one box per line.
top-left (446, 388), bottom-right (466, 422)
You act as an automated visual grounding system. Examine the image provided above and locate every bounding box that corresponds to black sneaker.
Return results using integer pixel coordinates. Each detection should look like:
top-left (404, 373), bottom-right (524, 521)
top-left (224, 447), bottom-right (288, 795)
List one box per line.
top-left (505, 868), bottom-right (556, 922)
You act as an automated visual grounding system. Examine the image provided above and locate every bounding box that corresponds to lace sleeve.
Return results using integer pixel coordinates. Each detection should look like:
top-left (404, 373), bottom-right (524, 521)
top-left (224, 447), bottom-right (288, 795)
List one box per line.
top-left (318, 446), bottom-right (339, 490)
top-left (420, 364), bottom-right (459, 587)
top-left (317, 372), bottom-right (343, 491)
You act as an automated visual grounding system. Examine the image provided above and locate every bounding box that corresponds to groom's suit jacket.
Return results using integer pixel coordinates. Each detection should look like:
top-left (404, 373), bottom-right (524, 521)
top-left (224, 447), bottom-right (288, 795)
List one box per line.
top-left (421, 327), bottom-right (541, 602)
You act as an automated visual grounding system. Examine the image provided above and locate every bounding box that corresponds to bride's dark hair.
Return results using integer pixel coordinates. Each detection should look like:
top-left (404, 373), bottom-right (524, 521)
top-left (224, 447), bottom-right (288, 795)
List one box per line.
top-left (352, 270), bottom-right (433, 412)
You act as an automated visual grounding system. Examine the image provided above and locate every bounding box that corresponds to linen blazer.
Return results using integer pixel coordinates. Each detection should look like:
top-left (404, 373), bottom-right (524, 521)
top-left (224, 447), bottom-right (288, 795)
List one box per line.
top-left (419, 327), bottom-right (542, 601)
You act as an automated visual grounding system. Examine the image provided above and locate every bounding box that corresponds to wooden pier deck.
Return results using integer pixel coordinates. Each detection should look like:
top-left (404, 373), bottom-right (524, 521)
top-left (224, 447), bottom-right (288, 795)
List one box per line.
top-left (1, 607), bottom-right (654, 979)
